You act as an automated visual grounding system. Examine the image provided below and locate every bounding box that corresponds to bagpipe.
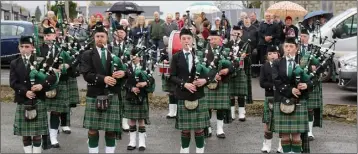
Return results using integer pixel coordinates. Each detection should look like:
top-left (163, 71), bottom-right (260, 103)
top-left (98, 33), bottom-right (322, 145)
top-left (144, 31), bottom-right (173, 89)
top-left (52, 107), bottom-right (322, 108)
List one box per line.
top-left (230, 38), bottom-right (251, 70)
top-left (219, 11), bottom-right (229, 45)
top-left (293, 36), bottom-right (337, 85)
top-left (203, 45), bottom-right (231, 89)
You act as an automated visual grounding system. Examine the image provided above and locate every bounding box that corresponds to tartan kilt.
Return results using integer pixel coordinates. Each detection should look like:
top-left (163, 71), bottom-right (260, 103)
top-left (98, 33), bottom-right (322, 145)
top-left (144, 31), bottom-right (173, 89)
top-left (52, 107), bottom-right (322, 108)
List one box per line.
top-left (14, 100), bottom-right (48, 136)
top-left (273, 100), bottom-right (309, 133)
top-left (262, 96), bottom-right (274, 124)
top-left (83, 96), bottom-right (121, 132)
top-left (46, 81), bottom-right (70, 113)
top-left (68, 77), bottom-right (80, 106)
top-left (301, 132), bottom-right (310, 153)
top-left (123, 95), bottom-right (149, 120)
top-left (175, 99), bottom-right (210, 130)
top-left (205, 82), bottom-right (230, 110)
top-left (307, 82), bottom-right (323, 109)
top-left (161, 75), bottom-right (174, 92)
top-left (229, 69), bottom-right (248, 97)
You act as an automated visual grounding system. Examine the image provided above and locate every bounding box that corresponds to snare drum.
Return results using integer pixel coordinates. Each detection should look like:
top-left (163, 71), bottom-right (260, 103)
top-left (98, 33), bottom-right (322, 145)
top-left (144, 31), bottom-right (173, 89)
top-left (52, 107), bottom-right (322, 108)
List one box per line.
top-left (158, 63), bottom-right (171, 76)
top-left (168, 30), bottom-right (182, 62)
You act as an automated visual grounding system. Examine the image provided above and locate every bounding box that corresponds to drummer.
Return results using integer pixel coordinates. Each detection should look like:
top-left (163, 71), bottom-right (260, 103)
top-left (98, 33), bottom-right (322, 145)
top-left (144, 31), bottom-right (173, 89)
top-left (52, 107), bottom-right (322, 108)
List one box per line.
top-left (159, 36), bottom-right (178, 119)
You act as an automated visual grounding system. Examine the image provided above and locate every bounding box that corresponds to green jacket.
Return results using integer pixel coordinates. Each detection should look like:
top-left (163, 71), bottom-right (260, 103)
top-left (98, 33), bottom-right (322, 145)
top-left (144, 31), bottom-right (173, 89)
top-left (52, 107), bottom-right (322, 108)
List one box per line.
top-left (150, 19), bottom-right (165, 40)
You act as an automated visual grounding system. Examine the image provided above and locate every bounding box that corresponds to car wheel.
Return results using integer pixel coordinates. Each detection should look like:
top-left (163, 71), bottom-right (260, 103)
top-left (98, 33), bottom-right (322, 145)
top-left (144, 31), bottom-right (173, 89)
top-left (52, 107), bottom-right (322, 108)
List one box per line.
top-left (321, 65), bottom-right (332, 82)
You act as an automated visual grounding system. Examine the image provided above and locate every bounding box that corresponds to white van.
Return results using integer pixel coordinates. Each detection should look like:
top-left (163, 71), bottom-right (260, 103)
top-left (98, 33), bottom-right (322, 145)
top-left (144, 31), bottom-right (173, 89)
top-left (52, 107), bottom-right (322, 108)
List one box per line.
top-left (309, 8), bottom-right (357, 81)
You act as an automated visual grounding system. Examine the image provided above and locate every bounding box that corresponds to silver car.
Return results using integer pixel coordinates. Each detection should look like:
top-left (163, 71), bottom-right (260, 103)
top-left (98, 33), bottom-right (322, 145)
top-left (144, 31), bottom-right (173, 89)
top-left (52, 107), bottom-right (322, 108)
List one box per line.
top-left (337, 53), bottom-right (357, 91)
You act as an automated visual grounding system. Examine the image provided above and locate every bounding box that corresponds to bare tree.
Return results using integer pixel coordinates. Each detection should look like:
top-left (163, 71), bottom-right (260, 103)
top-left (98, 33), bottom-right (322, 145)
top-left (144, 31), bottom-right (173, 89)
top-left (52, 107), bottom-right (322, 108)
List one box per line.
top-left (214, 1), bottom-right (245, 10)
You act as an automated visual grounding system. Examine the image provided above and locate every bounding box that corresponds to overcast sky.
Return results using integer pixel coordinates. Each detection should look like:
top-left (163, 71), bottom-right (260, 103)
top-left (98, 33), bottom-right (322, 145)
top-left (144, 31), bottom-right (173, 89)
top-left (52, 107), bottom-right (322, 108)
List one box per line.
top-left (10, 1), bottom-right (224, 18)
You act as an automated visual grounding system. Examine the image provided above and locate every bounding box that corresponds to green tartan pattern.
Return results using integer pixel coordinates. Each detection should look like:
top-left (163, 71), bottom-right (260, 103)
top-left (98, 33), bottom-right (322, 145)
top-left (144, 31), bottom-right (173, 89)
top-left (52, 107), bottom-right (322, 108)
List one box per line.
top-left (273, 100), bottom-right (309, 133)
top-left (262, 96), bottom-right (274, 124)
top-left (307, 81), bottom-right (323, 109)
top-left (175, 99), bottom-right (210, 130)
top-left (68, 77), bottom-right (79, 106)
top-left (301, 132), bottom-right (310, 153)
top-left (161, 75), bottom-right (174, 92)
top-left (229, 69), bottom-right (248, 97)
top-left (83, 96), bottom-right (122, 132)
top-left (204, 82), bottom-right (230, 110)
top-left (123, 95), bottom-right (149, 120)
top-left (14, 100), bottom-right (49, 136)
top-left (46, 81), bottom-right (70, 113)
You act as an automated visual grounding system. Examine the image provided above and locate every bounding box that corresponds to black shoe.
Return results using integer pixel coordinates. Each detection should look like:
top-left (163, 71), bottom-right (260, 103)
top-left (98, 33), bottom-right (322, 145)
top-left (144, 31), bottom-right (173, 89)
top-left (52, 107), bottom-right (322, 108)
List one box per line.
top-left (139, 146), bottom-right (146, 151)
top-left (127, 146), bottom-right (136, 150)
top-left (308, 136), bottom-right (314, 141)
top-left (166, 115), bottom-right (176, 119)
top-left (51, 143), bottom-right (60, 148)
top-left (62, 130), bottom-right (71, 134)
top-left (216, 133), bottom-right (226, 138)
top-left (122, 128), bottom-right (129, 132)
top-left (239, 118), bottom-right (246, 122)
top-left (145, 119), bottom-right (151, 125)
top-left (42, 141), bottom-right (52, 150)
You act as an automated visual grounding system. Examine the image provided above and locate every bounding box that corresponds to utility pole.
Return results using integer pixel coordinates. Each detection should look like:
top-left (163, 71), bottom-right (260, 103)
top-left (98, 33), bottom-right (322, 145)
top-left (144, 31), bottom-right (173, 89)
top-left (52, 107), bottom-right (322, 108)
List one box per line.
top-left (65, 1), bottom-right (69, 20)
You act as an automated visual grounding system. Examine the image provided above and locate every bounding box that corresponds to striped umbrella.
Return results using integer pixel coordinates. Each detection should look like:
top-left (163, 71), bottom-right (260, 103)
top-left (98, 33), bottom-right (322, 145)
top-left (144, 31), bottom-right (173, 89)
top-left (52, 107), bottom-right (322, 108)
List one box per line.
top-left (186, 2), bottom-right (220, 14)
top-left (266, 1), bottom-right (308, 19)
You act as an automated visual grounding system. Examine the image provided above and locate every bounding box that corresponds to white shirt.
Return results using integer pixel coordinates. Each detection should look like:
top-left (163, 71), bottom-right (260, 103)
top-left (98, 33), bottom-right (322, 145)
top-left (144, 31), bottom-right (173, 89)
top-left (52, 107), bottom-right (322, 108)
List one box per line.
top-left (96, 45), bottom-right (108, 59)
top-left (286, 56), bottom-right (295, 76)
top-left (183, 49), bottom-right (193, 71)
top-left (131, 62), bottom-right (141, 71)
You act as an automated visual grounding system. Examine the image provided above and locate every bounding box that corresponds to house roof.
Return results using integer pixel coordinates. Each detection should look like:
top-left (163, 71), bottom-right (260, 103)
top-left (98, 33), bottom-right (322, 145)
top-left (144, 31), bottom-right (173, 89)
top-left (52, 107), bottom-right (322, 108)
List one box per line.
top-left (1, 3), bottom-right (11, 11)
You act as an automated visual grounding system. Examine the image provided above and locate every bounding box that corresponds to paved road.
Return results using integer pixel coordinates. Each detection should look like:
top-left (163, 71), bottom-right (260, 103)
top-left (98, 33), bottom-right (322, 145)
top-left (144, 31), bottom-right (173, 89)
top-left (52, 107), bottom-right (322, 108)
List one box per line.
top-left (1, 102), bottom-right (356, 153)
top-left (1, 68), bottom-right (356, 105)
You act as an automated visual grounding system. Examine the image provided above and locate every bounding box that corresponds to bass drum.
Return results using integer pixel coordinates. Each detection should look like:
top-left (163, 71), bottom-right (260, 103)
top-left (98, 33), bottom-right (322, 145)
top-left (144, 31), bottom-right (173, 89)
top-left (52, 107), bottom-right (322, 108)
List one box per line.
top-left (168, 30), bottom-right (182, 62)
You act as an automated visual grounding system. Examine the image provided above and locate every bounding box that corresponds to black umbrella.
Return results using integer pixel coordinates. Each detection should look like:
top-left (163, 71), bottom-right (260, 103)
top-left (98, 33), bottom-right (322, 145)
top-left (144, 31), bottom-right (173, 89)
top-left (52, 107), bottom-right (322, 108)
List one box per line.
top-left (108, 1), bottom-right (144, 15)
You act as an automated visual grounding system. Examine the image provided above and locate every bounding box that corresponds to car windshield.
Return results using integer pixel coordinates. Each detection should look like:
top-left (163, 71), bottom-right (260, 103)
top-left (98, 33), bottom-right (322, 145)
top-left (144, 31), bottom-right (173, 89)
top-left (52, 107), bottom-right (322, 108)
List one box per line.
top-left (320, 8), bottom-right (357, 33)
top-left (1, 24), bottom-right (18, 36)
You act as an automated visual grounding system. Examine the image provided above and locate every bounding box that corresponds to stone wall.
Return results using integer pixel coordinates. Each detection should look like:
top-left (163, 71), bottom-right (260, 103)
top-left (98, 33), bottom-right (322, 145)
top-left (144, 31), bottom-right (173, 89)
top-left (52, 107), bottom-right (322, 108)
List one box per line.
top-left (334, 1), bottom-right (357, 15)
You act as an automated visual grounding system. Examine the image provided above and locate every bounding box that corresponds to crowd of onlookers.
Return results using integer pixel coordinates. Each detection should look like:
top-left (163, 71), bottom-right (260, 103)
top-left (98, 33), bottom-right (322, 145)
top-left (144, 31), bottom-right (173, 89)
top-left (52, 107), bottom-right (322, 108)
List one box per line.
top-left (38, 10), bottom-right (328, 77)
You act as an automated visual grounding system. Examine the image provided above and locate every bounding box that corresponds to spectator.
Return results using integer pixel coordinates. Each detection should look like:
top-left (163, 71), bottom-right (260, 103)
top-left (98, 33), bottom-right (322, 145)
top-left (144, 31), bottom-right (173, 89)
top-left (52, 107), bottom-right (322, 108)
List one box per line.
top-left (150, 11), bottom-right (165, 50)
top-left (211, 17), bottom-right (221, 30)
top-left (68, 18), bottom-right (88, 45)
top-left (194, 16), bottom-right (203, 34)
top-left (202, 20), bottom-right (210, 40)
top-left (200, 12), bottom-right (210, 25)
top-left (77, 14), bottom-right (88, 31)
top-left (242, 17), bottom-right (258, 77)
top-left (95, 13), bottom-right (104, 22)
top-left (161, 13), bottom-right (179, 37)
top-left (47, 11), bottom-right (57, 29)
top-left (237, 12), bottom-right (247, 27)
top-left (131, 15), bottom-right (149, 46)
top-left (283, 16), bottom-right (299, 39)
top-left (221, 18), bottom-right (231, 41)
top-left (120, 19), bottom-right (131, 39)
top-left (88, 15), bottom-right (97, 30)
top-left (304, 18), bottom-right (315, 33)
top-left (114, 13), bottom-right (122, 27)
top-left (175, 12), bottom-right (184, 29)
top-left (250, 12), bottom-right (260, 29)
top-left (319, 15), bottom-right (327, 26)
top-left (257, 12), bottom-right (280, 76)
top-left (273, 14), bottom-right (285, 44)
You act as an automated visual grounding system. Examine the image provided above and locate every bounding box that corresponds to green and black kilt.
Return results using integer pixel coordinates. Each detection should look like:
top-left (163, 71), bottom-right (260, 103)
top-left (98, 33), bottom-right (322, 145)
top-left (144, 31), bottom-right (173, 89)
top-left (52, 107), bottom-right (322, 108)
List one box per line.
top-left (273, 100), bottom-right (309, 133)
top-left (123, 96), bottom-right (149, 120)
top-left (262, 96), bottom-right (274, 124)
top-left (14, 100), bottom-right (48, 136)
top-left (205, 82), bottom-right (230, 110)
top-left (175, 99), bottom-right (210, 130)
top-left (161, 75), bottom-right (174, 92)
top-left (229, 69), bottom-right (248, 97)
top-left (307, 82), bottom-right (323, 127)
top-left (46, 81), bottom-right (70, 113)
top-left (68, 77), bottom-right (80, 107)
top-left (83, 95), bottom-right (121, 132)
top-left (245, 58), bottom-right (253, 104)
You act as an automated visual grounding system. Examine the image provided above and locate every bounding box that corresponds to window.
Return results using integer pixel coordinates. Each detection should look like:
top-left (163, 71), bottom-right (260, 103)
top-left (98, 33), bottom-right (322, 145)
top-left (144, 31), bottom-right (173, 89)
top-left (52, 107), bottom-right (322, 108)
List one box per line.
top-left (1, 25), bottom-right (18, 36)
top-left (16, 26), bottom-right (25, 35)
top-left (335, 13), bottom-right (357, 39)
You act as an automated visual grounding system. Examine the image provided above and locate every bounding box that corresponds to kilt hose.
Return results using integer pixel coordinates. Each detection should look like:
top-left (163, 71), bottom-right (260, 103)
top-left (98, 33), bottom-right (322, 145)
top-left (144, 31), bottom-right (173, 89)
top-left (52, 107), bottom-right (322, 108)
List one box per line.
top-left (308, 82), bottom-right (323, 128)
top-left (262, 96), bottom-right (274, 131)
top-left (46, 81), bottom-right (70, 113)
top-left (205, 82), bottom-right (230, 110)
top-left (68, 77), bottom-right (80, 107)
top-left (175, 99), bottom-right (210, 130)
top-left (123, 96), bottom-right (149, 120)
top-left (83, 96), bottom-right (122, 132)
top-left (229, 69), bottom-right (248, 97)
top-left (14, 100), bottom-right (48, 136)
top-left (301, 132), bottom-right (310, 153)
top-left (273, 100), bottom-right (309, 133)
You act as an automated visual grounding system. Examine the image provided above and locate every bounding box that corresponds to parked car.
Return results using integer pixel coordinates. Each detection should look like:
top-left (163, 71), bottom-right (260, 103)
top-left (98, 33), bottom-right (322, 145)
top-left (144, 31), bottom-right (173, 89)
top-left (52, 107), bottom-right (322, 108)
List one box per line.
top-left (309, 7), bottom-right (357, 82)
top-left (337, 52), bottom-right (357, 91)
top-left (1, 20), bottom-right (34, 65)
